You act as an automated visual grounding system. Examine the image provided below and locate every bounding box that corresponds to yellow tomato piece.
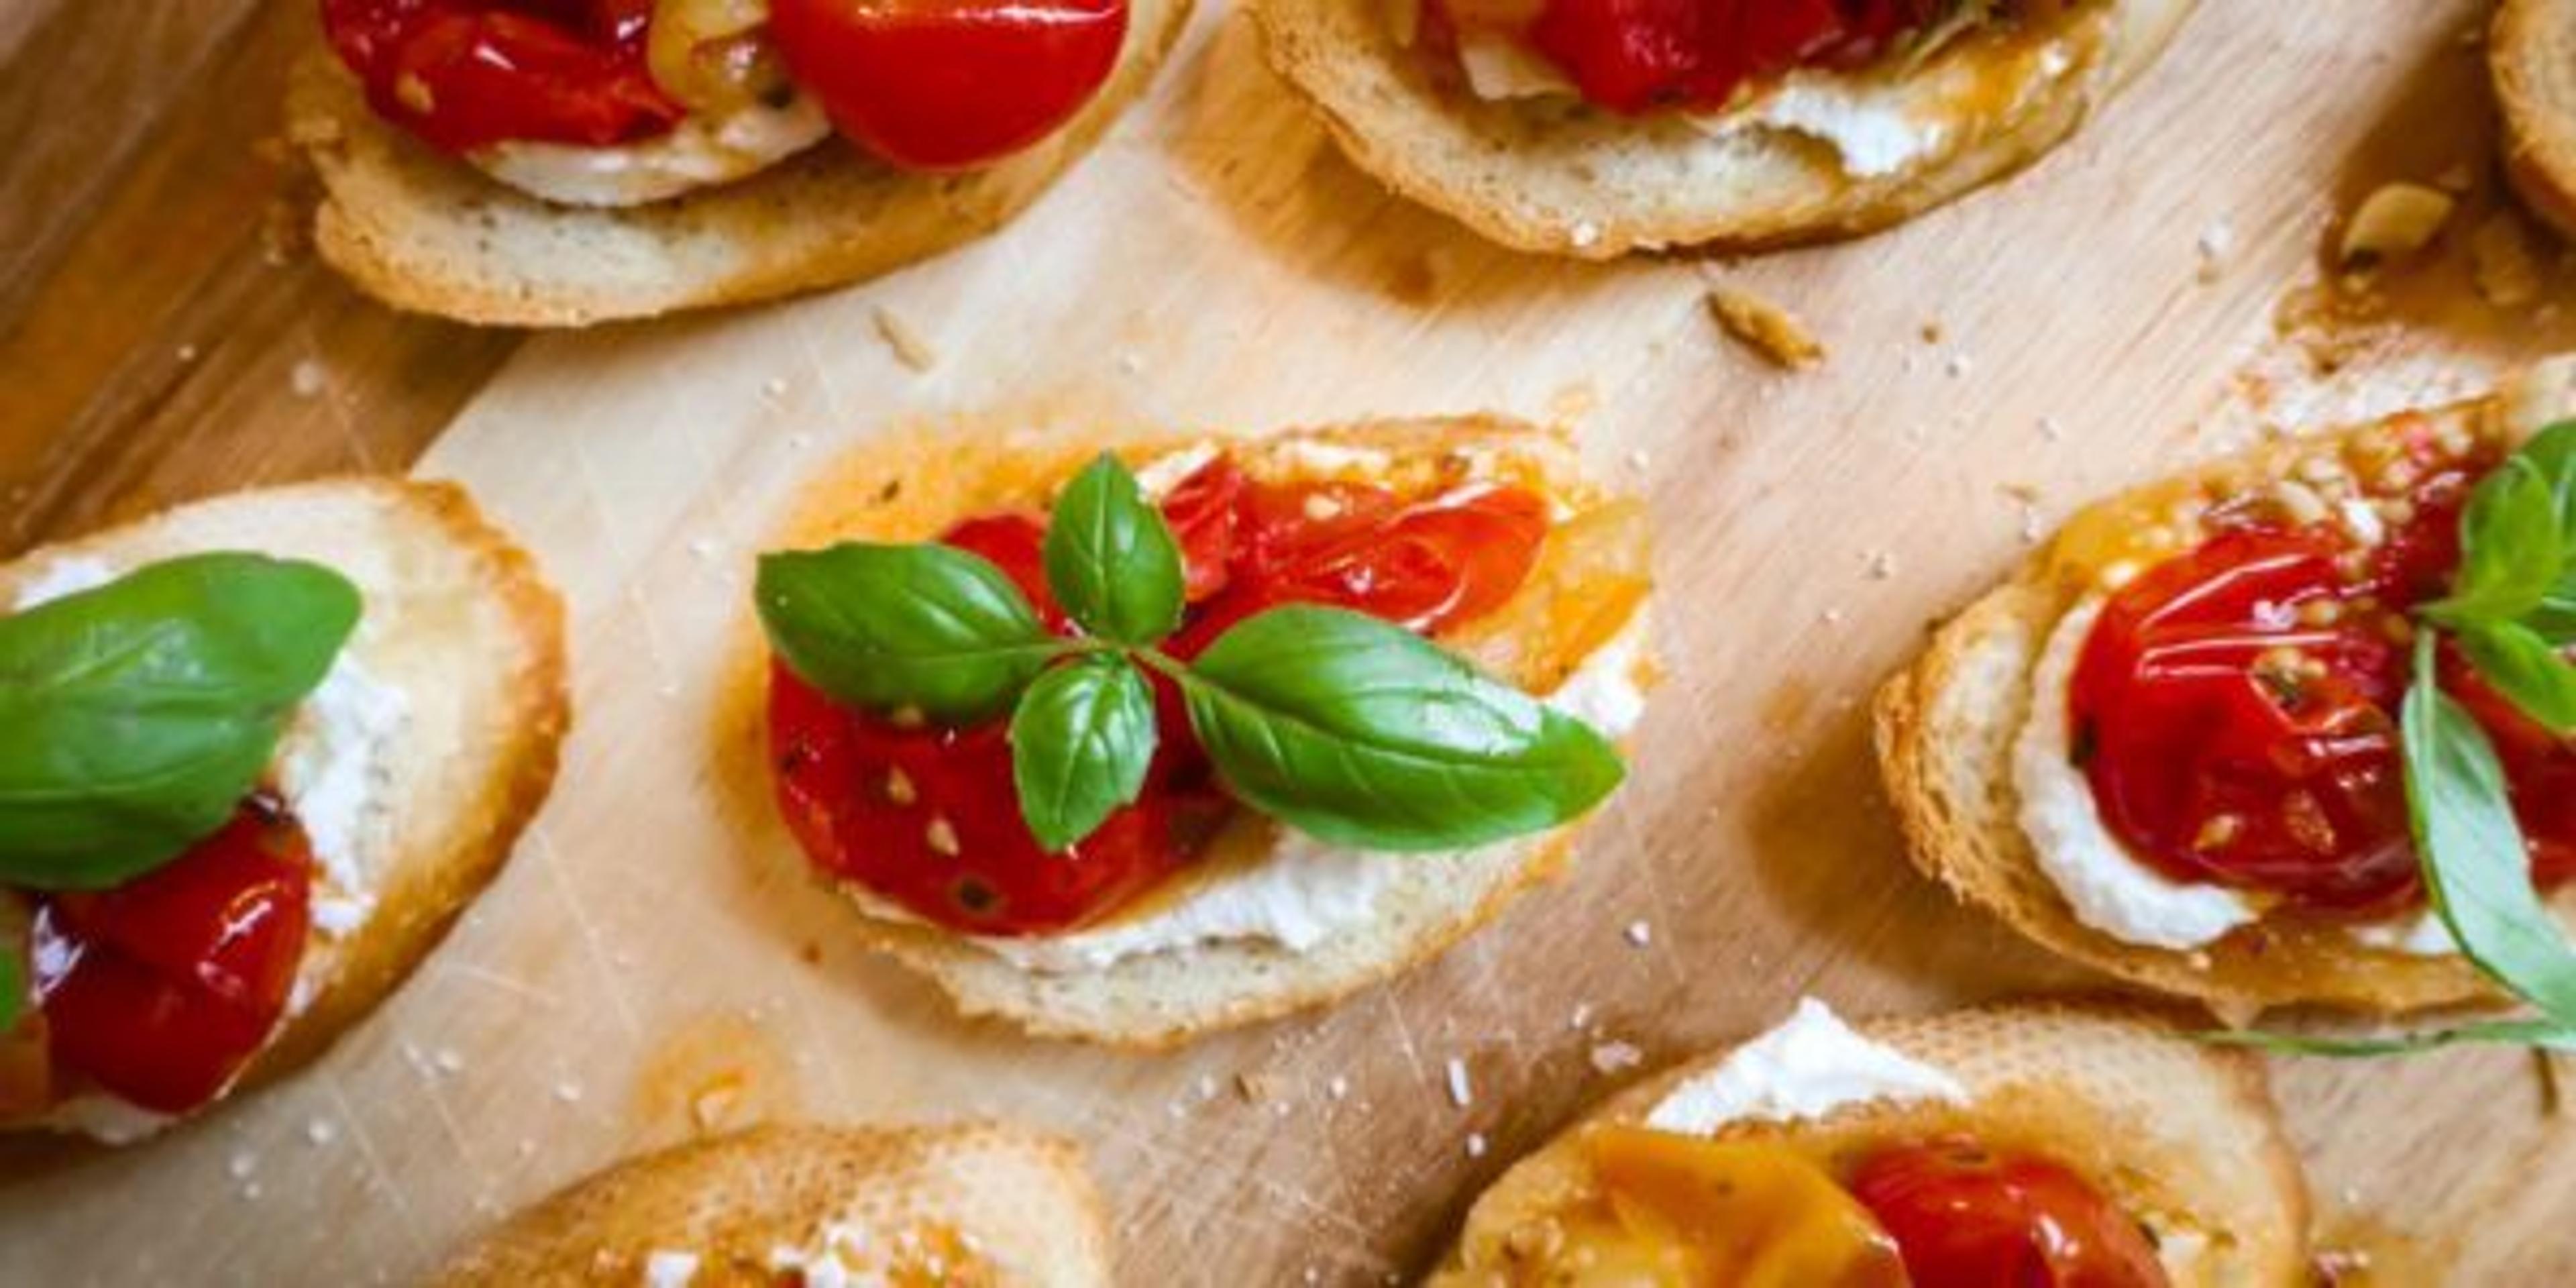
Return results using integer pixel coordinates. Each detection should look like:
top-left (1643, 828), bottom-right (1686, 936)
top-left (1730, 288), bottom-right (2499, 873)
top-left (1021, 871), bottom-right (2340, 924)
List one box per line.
top-left (1578, 1126), bottom-right (1909, 1288)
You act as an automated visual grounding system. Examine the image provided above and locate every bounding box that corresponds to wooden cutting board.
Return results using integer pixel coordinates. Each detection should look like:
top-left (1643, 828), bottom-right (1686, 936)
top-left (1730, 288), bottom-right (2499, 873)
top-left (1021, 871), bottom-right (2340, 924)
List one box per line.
top-left (7, 1), bottom-right (2576, 1283)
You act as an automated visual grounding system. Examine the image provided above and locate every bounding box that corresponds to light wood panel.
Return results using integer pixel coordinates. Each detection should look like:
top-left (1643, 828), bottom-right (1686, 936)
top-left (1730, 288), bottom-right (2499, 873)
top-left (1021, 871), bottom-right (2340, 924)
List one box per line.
top-left (5, 2), bottom-right (2575, 1284)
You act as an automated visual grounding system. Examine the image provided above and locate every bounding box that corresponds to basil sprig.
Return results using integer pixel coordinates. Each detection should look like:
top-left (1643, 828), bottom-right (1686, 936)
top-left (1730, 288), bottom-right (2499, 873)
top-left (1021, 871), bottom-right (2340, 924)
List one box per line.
top-left (0, 553), bottom-right (360, 892)
top-left (2242, 425), bottom-right (2576, 1056)
top-left (757, 453), bottom-right (1627, 853)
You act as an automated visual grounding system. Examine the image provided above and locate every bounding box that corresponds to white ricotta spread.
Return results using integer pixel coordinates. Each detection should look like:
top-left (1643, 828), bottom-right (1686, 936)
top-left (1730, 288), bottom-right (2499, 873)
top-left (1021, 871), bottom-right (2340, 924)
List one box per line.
top-left (1643, 998), bottom-right (1966, 1134)
top-left (856, 612), bottom-right (1653, 974)
top-left (1448, 17), bottom-right (2078, 181)
top-left (2347, 907), bottom-right (2461, 957)
top-left (641, 1249), bottom-right (701, 1288)
top-left (2014, 599), bottom-right (2262, 951)
top-left (766, 1220), bottom-right (961, 1287)
top-left (471, 93), bottom-right (830, 208)
top-left (10, 553), bottom-right (411, 1136)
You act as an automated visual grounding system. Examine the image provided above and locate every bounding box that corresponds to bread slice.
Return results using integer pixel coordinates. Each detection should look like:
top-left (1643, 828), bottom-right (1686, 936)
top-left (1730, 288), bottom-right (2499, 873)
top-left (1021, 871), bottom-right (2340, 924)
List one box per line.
top-left (2496, 0), bottom-right (2576, 239)
top-left (288, 0), bottom-right (1191, 327)
top-left (1430, 1000), bottom-right (2308, 1286)
top-left (1876, 364), bottom-right (2576, 1021)
top-left (1248, 0), bottom-right (2196, 257)
top-left (1, 478), bottom-right (568, 1138)
top-left (741, 417), bottom-right (1656, 1047)
top-left (431, 1122), bottom-right (1111, 1287)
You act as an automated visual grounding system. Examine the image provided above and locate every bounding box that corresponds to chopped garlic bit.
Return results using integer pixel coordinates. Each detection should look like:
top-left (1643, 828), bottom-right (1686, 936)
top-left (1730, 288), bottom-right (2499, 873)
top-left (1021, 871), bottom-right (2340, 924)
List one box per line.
top-left (2339, 182), bottom-right (2455, 267)
top-left (872, 307), bottom-right (938, 372)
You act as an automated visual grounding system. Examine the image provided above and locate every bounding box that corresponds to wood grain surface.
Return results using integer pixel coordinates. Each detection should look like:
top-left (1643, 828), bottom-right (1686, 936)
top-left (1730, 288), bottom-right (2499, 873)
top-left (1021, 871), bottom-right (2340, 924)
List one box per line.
top-left (6, 1), bottom-right (2576, 1285)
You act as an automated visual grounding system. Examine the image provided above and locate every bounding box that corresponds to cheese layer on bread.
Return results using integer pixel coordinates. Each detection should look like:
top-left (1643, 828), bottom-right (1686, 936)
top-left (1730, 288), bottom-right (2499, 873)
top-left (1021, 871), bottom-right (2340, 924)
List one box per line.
top-left (1422, 0), bottom-right (2094, 180)
top-left (470, 92), bottom-right (833, 208)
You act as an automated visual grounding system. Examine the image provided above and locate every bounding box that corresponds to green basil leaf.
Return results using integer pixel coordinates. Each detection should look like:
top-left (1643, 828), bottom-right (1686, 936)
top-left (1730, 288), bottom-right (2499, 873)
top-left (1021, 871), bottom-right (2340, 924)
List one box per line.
top-left (1042, 454), bottom-right (1184, 647)
top-left (757, 544), bottom-right (1063, 722)
top-left (0, 930), bottom-right (21, 1034)
top-left (2403, 633), bottom-right (2576, 1024)
top-left (1175, 605), bottom-right (1626, 851)
top-left (1009, 655), bottom-right (1159, 851)
top-left (2519, 421), bottom-right (2576, 545)
top-left (2458, 621), bottom-right (2576, 735)
top-left (2424, 458), bottom-right (2564, 627)
top-left (0, 553), bottom-right (360, 889)
top-left (2202, 1018), bottom-right (2576, 1057)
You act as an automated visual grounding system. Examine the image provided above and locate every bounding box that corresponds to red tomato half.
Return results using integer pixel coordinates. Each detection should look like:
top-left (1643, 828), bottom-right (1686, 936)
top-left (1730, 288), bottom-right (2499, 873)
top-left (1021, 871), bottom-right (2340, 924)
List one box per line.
top-left (323, 0), bottom-right (684, 153)
top-left (767, 0), bottom-right (1129, 171)
top-left (1848, 1139), bottom-right (2170, 1288)
top-left (767, 458), bottom-right (1555, 934)
top-left (33, 802), bottom-right (313, 1114)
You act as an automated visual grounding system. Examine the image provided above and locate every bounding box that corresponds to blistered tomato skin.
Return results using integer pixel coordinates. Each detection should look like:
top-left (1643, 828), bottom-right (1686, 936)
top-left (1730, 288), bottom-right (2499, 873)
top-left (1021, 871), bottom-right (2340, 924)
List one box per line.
top-left (1849, 1139), bottom-right (2169, 1288)
top-left (767, 458), bottom-right (1554, 936)
top-left (2070, 459), bottom-right (2576, 916)
top-left (767, 0), bottom-right (1129, 171)
top-left (322, 0), bottom-right (685, 153)
top-left (32, 802), bottom-right (313, 1116)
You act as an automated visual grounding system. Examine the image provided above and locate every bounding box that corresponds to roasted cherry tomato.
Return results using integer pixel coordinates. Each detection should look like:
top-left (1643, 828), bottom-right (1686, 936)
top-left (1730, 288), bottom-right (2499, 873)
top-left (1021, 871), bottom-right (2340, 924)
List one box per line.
top-left (323, 0), bottom-right (685, 153)
top-left (2070, 527), bottom-right (2418, 912)
top-left (2072, 453), bottom-right (2576, 914)
top-left (767, 458), bottom-right (1554, 934)
top-left (32, 801), bottom-right (313, 1114)
top-left (1521, 0), bottom-right (1939, 115)
top-left (1848, 1139), bottom-right (2169, 1288)
top-left (767, 0), bottom-right (1128, 170)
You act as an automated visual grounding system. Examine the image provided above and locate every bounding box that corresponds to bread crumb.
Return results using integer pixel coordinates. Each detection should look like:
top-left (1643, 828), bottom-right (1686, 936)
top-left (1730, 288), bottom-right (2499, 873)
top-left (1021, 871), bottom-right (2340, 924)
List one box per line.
top-left (433, 1048), bottom-right (465, 1074)
top-left (1943, 352), bottom-right (1974, 379)
top-left (290, 359), bottom-right (327, 398)
top-left (1864, 550), bottom-right (1898, 580)
top-left (761, 376), bottom-right (788, 398)
top-left (1466, 1133), bottom-right (1489, 1159)
top-left (1623, 920), bottom-right (1653, 948)
top-left (2471, 211), bottom-right (2543, 309)
top-left (1590, 1041), bottom-right (1644, 1075)
top-left (1446, 1057), bottom-right (1472, 1108)
top-left (227, 1151), bottom-right (258, 1179)
top-left (2196, 219), bottom-right (2235, 282)
top-left (553, 1080), bottom-right (584, 1104)
top-left (1568, 1003), bottom-right (1595, 1031)
top-left (1570, 221), bottom-right (1602, 249)
top-left (873, 306), bottom-right (938, 372)
top-left (1706, 286), bottom-right (1825, 370)
top-left (305, 1118), bottom-right (337, 1147)
top-left (2039, 415), bottom-right (2067, 441)
top-left (176, 343), bottom-right (200, 363)
top-left (1235, 1071), bottom-right (1276, 1104)
top-left (1327, 1076), bottom-right (1350, 1101)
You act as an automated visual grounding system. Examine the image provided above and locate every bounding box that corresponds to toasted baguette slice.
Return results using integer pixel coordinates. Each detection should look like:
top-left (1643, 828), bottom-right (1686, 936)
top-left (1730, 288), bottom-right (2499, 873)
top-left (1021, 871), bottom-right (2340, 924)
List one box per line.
top-left (1431, 1001), bottom-right (2308, 1286)
top-left (745, 417), bottom-right (1656, 1047)
top-left (1876, 362), bottom-right (2576, 1020)
top-left (1248, 0), bottom-right (2194, 257)
top-left (432, 1123), bottom-right (1112, 1287)
top-left (288, 0), bottom-right (1189, 327)
top-left (2496, 0), bottom-right (2576, 239)
top-left (1, 478), bottom-right (568, 1138)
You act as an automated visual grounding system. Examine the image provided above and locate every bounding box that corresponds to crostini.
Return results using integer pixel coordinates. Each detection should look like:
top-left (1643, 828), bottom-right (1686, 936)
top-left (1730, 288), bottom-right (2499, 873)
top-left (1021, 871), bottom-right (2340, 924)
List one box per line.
top-left (748, 417), bottom-right (1656, 1045)
top-left (1249, 0), bottom-right (2197, 258)
top-left (1879, 358), bottom-right (2576, 1019)
top-left (292, 0), bottom-right (1191, 326)
top-left (2496, 0), bottom-right (2576, 239)
top-left (433, 1123), bottom-right (1109, 1286)
top-left (0, 478), bottom-right (566, 1142)
top-left (1430, 999), bottom-right (2307, 1286)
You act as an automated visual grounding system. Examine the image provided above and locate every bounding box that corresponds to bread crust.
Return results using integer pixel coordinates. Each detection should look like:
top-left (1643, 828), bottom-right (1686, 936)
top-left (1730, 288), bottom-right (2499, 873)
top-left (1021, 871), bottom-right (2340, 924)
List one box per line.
top-left (431, 1122), bottom-right (1112, 1287)
top-left (1874, 387), bottom-right (2576, 1020)
top-left (1248, 0), bottom-right (2196, 257)
top-left (741, 417), bottom-right (1656, 1047)
top-left (1, 478), bottom-right (570, 1134)
top-left (2495, 0), bottom-right (2576, 239)
top-left (290, 0), bottom-right (1191, 327)
top-left (1430, 1000), bottom-right (2310, 1286)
